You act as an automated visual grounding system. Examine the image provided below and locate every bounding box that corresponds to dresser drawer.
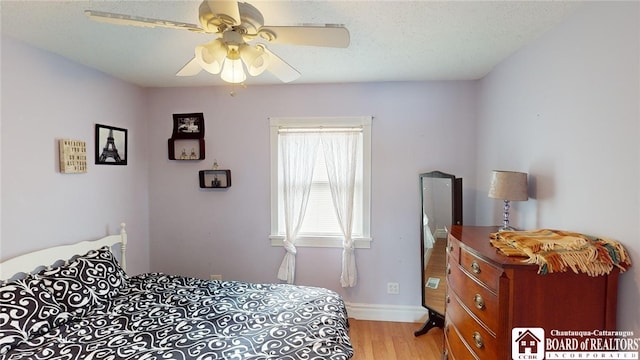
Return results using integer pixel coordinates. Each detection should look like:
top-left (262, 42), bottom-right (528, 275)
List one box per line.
top-left (443, 339), bottom-right (454, 360)
top-left (446, 289), bottom-right (498, 359)
top-left (447, 260), bottom-right (499, 332)
top-left (447, 235), bottom-right (461, 263)
top-left (444, 320), bottom-right (477, 360)
top-left (459, 248), bottom-right (501, 291)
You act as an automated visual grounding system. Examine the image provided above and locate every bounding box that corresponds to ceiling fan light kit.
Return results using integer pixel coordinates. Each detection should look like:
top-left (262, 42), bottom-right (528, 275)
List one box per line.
top-left (193, 31), bottom-right (269, 84)
top-left (85, 0), bottom-right (350, 85)
top-left (194, 37), bottom-right (269, 83)
top-left (220, 48), bottom-right (246, 83)
top-left (195, 39), bottom-right (227, 74)
top-left (239, 44), bottom-right (268, 76)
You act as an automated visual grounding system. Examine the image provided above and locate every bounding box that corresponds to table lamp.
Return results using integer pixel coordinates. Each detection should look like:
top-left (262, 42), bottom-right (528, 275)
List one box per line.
top-left (488, 170), bottom-right (528, 231)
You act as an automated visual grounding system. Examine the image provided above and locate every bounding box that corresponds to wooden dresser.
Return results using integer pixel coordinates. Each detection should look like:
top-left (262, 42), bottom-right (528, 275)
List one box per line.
top-left (444, 225), bottom-right (620, 359)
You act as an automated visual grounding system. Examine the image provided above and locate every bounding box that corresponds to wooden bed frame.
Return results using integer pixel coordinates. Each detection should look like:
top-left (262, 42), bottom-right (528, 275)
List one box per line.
top-left (0, 223), bottom-right (127, 282)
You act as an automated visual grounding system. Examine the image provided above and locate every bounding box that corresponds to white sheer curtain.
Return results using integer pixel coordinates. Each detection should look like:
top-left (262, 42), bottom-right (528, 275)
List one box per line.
top-left (423, 212), bottom-right (436, 249)
top-left (277, 132), bottom-right (320, 284)
top-left (321, 132), bottom-right (360, 287)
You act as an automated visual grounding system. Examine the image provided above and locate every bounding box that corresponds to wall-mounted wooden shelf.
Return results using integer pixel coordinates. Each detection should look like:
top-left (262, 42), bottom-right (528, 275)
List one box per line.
top-left (168, 138), bottom-right (205, 160)
top-left (199, 169), bottom-right (231, 188)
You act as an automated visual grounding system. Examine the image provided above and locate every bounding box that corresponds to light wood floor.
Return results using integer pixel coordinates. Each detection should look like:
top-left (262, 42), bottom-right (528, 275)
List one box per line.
top-left (348, 319), bottom-right (444, 360)
top-left (423, 237), bottom-right (447, 314)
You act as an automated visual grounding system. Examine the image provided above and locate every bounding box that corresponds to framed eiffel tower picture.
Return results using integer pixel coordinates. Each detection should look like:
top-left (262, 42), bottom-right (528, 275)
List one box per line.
top-left (95, 124), bottom-right (127, 165)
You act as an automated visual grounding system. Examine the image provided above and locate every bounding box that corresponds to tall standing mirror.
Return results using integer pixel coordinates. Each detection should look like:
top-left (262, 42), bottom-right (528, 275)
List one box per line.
top-left (415, 171), bottom-right (462, 337)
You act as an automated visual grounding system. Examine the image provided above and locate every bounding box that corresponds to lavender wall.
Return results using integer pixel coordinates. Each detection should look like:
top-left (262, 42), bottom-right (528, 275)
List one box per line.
top-left (0, 36), bottom-right (151, 275)
top-left (0, 33), bottom-right (479, 314)
top-left (146, 82), bottom-right (478, 307)
top-left (475, 2), bottom-right (639, 331)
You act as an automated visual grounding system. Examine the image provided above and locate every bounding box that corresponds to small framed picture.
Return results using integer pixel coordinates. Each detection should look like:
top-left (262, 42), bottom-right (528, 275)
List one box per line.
top-left (95, 124), bottom-right (127, 165)
top-left (172, 112), bottom-right (205, 139)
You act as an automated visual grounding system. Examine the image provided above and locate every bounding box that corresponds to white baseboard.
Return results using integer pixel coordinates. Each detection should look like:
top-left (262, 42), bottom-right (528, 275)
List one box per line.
top-left (345, 302), bottom-right (429, 323)
top-left (435, 228), bottom-right (448, 239)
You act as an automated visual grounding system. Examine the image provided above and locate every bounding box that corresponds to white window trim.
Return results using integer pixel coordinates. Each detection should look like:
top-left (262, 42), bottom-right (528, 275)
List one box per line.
top-left (269, 116), bottom-right (372, 249)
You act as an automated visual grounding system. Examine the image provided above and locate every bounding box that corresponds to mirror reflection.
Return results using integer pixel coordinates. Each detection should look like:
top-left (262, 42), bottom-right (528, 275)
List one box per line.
top-left (415, 171), bottom-right (462, 337)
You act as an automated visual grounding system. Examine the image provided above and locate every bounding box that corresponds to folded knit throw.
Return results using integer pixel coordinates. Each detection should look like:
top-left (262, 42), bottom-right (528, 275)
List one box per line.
top-left (490, 229), bottom-right (631, 276)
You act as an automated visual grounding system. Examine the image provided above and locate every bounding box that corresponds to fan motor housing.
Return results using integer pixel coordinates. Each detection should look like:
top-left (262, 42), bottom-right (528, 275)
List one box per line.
top-left (198, 1), bottom-right (264, 36)
top-left (236, 2), bottom-right (264, 35)
top-left (199, 1), bottom-right (231, 32)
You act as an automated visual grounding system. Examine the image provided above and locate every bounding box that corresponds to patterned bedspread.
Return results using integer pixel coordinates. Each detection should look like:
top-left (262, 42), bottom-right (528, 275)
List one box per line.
top-left (3, 273), bottom-right (353, 360)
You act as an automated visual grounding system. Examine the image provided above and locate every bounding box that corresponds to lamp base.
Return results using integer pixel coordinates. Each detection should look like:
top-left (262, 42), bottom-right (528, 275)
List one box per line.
top-left (498, 199), bottom-right (518, 232)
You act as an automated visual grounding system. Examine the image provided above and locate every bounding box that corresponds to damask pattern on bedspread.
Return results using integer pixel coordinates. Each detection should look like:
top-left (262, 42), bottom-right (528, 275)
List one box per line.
top-left (3, 273), bottom-right (353, 360)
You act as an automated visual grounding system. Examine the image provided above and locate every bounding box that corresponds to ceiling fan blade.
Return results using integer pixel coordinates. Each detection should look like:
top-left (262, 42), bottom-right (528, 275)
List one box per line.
top-left (176, 57), bottom-right (202, 77)
top-left (259, 25), bottom-right (350, 48)
top-left (84, 10), bottom-right (205, 33)
top-left (260, 45), bottom-right (301, 83)
top-left (205, 0), bottom-right (241, 26)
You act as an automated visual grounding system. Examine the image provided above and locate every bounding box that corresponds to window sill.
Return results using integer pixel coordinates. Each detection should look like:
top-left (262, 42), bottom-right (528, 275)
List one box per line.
top-left (269, 235), bottom-right (372, 249)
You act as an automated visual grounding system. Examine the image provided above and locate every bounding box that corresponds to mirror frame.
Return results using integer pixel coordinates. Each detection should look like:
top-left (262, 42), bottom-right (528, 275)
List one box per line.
top-left (415, 170), bottom-right (462, 337)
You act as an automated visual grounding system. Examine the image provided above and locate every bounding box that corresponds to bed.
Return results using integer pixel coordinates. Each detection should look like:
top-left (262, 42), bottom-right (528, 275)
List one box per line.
top-left (0, 224), bottom-right (353, 360)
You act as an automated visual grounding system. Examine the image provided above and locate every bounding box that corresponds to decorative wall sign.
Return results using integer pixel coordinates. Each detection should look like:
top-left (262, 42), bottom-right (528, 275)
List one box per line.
top-left (172, 113), bottom-right (205, 139)
top-left (95, 124), bottom-right (128, 165)
top-left (59, 139), bottom-right (87, 173)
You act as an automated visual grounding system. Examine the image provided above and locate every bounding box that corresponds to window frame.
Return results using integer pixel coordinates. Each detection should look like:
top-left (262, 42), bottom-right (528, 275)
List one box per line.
top-left (269, 116), bottom-right (372, 248)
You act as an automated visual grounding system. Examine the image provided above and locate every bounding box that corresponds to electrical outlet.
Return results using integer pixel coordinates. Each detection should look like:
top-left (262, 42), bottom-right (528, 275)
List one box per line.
top-left (210, 274), bottom-right (222, 281)
top-left (387, 282), bottom-right (399, 294)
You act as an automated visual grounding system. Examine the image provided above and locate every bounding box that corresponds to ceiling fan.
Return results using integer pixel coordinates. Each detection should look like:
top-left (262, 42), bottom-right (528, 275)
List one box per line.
top-left (84, 1), bottom-right (350, 84)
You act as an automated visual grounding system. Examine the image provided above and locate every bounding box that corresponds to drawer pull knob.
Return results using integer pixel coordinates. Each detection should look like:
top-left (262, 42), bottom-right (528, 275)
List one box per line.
top-left (473, 294), bottom-right (485, 310)
top-left (472, 331), bottom-right (484, 349)
top-left (471, 261), bottom-right (481, 274)
top-left (446, 295), bottom-right (450, 304)
top-left (446, 264), bottom-right (451, 275)
top-left (447, 244), bottom-right (453, 253)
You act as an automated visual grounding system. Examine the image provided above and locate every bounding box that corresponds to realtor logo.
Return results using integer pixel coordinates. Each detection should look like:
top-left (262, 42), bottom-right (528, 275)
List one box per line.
top-left (512, 327), bottom-right (545, 359)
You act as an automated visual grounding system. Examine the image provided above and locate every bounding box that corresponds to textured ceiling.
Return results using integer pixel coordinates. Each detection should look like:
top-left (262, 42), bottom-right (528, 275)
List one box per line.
top-left (1, 1), bottom-right (583, 88)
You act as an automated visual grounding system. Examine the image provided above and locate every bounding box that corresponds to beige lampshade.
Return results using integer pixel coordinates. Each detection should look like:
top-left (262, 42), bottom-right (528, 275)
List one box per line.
top-left (488, 170), bottom-right (528, 201)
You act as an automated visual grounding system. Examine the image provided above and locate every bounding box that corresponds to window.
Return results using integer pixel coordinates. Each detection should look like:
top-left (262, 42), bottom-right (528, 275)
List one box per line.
top-left (269, 116), bottom-right (372, 248)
